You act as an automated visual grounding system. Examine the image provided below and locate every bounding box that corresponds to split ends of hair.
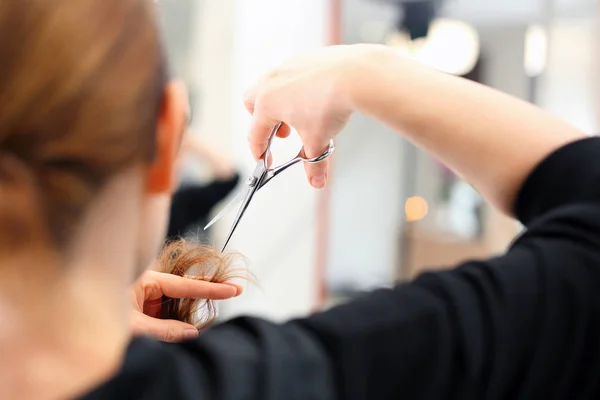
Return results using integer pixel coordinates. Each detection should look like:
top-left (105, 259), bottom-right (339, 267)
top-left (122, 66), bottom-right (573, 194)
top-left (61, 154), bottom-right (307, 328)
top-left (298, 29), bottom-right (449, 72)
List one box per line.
top-left (157, 239), bottom-right (252, 332)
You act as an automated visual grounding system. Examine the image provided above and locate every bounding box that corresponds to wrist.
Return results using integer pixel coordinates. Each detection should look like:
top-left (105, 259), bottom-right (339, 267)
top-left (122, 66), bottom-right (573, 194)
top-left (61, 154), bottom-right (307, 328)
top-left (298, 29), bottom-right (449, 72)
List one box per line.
top-left (344, 44), bottom-right (402, 115)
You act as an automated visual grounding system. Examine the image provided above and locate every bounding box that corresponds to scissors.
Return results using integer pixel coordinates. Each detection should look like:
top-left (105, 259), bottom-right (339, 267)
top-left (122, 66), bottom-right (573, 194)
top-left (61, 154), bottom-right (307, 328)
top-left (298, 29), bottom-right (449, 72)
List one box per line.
top-left (204, 122), bottom-right (335, 252)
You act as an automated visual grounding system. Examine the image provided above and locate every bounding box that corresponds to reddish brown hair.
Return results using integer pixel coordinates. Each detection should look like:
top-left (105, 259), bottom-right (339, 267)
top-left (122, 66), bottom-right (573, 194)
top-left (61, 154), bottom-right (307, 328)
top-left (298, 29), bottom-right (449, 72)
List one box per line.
top-left (158, 239), bottom-right (249, 331)
top-left (0, 0), bottom-right (166, 252)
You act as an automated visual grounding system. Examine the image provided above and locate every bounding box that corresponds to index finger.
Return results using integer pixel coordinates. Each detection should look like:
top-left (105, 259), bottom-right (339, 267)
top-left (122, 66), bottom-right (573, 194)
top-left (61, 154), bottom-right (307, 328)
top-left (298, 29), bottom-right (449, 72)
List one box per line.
top-left (244, 87), bottom-right (290, 159)
top-left (247, 110), bottom-right (282, 161)
top-left (144, 271), bottom-right (240, 301)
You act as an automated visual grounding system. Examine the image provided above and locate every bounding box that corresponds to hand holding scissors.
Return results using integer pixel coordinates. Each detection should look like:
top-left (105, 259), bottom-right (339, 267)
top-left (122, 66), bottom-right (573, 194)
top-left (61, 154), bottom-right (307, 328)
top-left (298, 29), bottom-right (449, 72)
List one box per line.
top-left (204, 122), bottom-right (335, 252)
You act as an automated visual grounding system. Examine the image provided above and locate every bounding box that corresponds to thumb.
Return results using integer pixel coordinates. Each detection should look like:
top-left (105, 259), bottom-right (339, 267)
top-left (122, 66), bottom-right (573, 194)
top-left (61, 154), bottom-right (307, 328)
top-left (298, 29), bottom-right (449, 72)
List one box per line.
top-left (302, 138), bottom-right (332, 189)
top-left (132, 313), bottom-right (199, 342)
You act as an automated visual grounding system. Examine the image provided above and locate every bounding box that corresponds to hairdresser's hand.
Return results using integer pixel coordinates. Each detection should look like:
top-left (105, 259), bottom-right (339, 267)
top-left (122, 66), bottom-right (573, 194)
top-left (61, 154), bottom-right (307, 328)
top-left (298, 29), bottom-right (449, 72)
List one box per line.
top-left (130, 270), bottom-right (242, 342)
top-left (244, 44), bottom-right (382, 188)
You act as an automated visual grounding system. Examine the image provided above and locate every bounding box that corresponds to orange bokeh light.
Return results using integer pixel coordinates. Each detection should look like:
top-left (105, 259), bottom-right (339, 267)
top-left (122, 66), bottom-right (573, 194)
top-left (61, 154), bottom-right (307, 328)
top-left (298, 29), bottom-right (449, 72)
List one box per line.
top-left (405, 196), bottom-right (429, 222)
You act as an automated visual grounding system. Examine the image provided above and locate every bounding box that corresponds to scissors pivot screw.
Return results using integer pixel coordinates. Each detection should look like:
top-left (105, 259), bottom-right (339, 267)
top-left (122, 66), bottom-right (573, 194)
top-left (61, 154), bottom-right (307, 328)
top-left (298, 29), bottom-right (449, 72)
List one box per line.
top-left (246, 176), bottom-right (258, 187)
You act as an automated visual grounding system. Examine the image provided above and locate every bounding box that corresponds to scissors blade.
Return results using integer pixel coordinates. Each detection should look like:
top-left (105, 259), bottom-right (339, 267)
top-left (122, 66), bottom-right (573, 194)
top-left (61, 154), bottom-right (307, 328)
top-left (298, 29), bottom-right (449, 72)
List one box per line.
top-left (203, 158), bottom-right (269, 252)
top-left (206, 122), bottom-right (283, 231)
top-left (205, 159), bottom-right (267, 231)
top-left (220, 171), bottom-right (266, 252)
top-left (220, 191), bottom-right (253, 252)
top-left (203, 189), bottom-right (247, 231)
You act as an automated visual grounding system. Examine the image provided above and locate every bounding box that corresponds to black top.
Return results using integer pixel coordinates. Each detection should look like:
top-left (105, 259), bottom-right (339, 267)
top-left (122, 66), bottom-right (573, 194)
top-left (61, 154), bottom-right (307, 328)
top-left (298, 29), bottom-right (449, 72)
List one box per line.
top-left (83, 138), bottom-right (600, 399)
top-left (167, 174), bottom-right (240, 240)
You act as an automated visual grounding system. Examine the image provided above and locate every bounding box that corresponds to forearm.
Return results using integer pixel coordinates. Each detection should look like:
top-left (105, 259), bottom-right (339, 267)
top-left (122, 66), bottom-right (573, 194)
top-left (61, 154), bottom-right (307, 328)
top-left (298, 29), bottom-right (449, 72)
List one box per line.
top-left (348, 46), bottom-right (586, 215)
top-left (184, 135), bottom-right (236, 180)
top-left (201, 152), bottom-right (236, 180)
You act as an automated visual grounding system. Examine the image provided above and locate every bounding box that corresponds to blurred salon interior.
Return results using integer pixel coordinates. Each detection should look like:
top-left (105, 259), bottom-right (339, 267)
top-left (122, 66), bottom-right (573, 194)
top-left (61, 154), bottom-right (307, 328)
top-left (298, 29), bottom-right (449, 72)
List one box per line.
top-left (158, 0), bottom-right (598, 321)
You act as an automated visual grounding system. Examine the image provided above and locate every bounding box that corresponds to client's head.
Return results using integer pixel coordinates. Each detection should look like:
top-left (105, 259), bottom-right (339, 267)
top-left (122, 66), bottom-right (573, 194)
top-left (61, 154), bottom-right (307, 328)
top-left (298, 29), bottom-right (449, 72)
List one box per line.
top-left (0, 0), bottom-right (187, 279)
top-left (0, 3), bottom-right (245, 397)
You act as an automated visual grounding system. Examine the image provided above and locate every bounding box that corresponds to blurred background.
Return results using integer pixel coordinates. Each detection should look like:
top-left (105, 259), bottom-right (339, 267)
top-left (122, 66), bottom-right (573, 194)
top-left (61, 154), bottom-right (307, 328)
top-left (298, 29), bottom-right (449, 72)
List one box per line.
top-left (157, 0), bottom-right (599, 321)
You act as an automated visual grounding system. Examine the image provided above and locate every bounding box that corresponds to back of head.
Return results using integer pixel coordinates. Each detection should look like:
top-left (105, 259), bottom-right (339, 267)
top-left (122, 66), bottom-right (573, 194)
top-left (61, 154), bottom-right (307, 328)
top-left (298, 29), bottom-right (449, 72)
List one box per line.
top-left (0, 0), bottom-right (166, 253)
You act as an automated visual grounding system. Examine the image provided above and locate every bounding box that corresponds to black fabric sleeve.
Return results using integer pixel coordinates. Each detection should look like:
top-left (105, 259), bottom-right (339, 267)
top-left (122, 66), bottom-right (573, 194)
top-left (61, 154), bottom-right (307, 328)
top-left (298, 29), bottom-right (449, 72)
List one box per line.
top-left (167, 173), bottom-right (240, 239)
top-left (85, 138), bottom-right (600, 399)
top-left (515, 136), bottom-right (600, 224)
top-left (194, 173), bottom-right (241, 212)
top-left (183, 137), bottom-right (600, 399)
top-left (294, 136), bottom-right (600, 399)
top-left (296, 205), bottom-right (600, 399)
top-left (289, 137), bottom-right (600, 399)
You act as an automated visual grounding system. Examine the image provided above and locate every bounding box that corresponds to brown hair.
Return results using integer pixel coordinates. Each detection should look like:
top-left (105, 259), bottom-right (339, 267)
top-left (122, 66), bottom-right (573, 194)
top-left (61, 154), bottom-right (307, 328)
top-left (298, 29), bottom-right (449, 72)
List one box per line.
top-left (0, 0), bottom-right (166, 252)
top-left (0, 1), bottom-right (243, 330)
top-left (158, 239), bottom-right (249, 331)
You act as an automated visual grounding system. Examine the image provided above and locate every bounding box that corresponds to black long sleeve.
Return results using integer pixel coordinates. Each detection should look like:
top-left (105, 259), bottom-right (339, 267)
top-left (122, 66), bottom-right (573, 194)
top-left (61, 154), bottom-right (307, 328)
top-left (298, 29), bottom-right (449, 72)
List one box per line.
top-left (167, 173), bottom-right (240, 239)
top-left (84, 137), bottom-right (600, 399)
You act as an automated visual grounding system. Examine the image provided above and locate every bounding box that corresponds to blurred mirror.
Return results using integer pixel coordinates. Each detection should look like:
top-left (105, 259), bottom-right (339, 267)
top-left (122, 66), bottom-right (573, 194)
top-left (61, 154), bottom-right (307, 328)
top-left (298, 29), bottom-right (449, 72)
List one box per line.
top-left (157, 0), bottom-right (599, 318)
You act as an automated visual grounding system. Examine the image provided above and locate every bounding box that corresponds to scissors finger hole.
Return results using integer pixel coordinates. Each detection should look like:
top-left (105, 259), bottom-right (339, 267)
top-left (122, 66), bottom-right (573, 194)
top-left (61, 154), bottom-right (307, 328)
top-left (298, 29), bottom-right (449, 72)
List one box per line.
top-left (299, 140), bottom-right (335, 164)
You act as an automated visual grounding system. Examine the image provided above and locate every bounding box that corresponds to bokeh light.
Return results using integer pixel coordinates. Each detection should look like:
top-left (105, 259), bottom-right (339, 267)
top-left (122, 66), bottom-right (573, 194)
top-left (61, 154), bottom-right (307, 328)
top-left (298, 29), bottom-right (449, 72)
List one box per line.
top-left (405, 196), bottom-right (429, 222)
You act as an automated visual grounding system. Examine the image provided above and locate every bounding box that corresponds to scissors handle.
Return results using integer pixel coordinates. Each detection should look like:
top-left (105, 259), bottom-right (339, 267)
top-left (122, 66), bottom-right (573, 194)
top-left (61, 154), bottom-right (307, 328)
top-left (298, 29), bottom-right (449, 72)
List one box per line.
top-left (260, 122), bottom-right (335, 181)
top-left (264, 121), bottom-right (335, 160)
top-left (259, 138), bottom-right (335, 189)
top-left (274, 139), bottom-right (335, 168)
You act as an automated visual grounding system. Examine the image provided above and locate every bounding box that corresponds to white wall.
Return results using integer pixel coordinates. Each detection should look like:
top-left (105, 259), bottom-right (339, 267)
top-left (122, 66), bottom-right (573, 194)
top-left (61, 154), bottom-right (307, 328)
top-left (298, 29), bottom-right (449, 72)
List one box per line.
top-left (326, 0), bottom-right (406, 291)
top-left (444, 0), bottom-right (595, 26)
top-left (187, 0), bottom-right (235, 150)
top-left (198, 0), bottom-right (330, 322)
top-left (327, 115), bottom-right (405, 290)
top-left (478, 25), bottom-right (529, 253)
top-left (538, 18), bottom-right (597, 133)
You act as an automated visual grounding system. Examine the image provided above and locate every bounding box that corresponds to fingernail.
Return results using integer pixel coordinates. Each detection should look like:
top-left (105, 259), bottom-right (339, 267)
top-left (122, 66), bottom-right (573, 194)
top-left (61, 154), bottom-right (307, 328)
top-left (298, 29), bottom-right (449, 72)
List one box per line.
top-left (224, 282), bottom-right (243, 296)
top-left (310, 175), bottom-right (326, 189)
top-left (225, 285), bottom-right (238, 297)
top-left (184, 329), bottom-right (199, 340)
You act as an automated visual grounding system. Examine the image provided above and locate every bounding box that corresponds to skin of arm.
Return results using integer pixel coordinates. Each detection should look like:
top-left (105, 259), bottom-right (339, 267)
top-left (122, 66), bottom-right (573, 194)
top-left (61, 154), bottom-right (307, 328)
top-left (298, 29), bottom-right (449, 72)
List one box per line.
top-left (347, 45), bottom-right (586, 215)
